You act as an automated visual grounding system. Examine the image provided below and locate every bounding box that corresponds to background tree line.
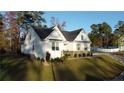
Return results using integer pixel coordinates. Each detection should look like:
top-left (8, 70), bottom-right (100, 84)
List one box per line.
top-left (0, 11), bottom-right (124, 53)
top-left (0, 11), bottom-right (66, 53)
top-left (88, 21), bottom-right (124, 48)
top-left (0, 11), bottom-right (46, 53)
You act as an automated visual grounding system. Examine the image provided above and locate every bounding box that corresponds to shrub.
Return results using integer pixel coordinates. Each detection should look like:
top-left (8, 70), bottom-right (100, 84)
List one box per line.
top-left (78, 54), bottom-right (82, 57)
top-left (17, 49), bottom-right (21, 54)
top-left (74, 54), bottom-right (77, 57)
top-left (87, 52), bottom-right (90, 56)
top-left (82, 53), bottom-right (86, 57)
top-left (36, 57), bottom-right (40, 60)
top-left (50, 58), bottom-right (55, 62)
top-left (41, 58), bottom-right (45, 62)
top-left (46, 52), bottom-right (51, 62)
top-left (51, 57), bottom-right (63, 63)
top-left (62, 53), bottom-right (69, 61)
top-left (90, 52), bottom-right (93, 56)
top-left (0, 48), bottom-right (6, 54)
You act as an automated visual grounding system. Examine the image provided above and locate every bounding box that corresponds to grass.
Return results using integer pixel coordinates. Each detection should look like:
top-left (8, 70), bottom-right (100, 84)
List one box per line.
top-left (53, 55), bottom-right (124, 80)
top-left (0, 55), bottom-right (53, 81)
top-left (0, 54), bottom-right (124, 81)
top-left (113, 51), bottom-right (124, 56)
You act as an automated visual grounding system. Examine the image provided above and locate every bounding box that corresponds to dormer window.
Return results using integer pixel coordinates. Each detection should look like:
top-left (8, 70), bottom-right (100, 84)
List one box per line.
top-left (81, 35), bottom-right (83, 40)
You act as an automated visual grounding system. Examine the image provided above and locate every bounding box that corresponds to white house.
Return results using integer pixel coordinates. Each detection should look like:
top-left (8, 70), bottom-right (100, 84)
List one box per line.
top-left (118, 35), bottom-right (124, 51)
top-left (21, 26), bottom-right (91, 59)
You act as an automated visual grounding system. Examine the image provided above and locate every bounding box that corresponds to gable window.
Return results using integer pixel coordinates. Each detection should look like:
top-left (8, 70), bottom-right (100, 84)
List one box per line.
top-left (52, 42), bottom-right (59, 51)
top-left (77, 44), bottom-right (81, 50)
top-left (81, 35), bottom-right (83, 40)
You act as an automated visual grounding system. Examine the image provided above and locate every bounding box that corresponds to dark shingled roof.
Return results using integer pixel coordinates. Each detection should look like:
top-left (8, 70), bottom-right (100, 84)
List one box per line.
top-left (32, 26), bottom-right (82, 41)
top-left (33, 26), bottom-right (54, 40)
top-left (61, 29), bottom-right (82, 41)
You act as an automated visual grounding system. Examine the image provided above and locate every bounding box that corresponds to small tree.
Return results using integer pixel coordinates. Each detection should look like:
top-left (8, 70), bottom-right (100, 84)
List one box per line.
top-left (46, 52), bottom-right (51, 62)
top-left (50, 16), bottom-right (66, 30)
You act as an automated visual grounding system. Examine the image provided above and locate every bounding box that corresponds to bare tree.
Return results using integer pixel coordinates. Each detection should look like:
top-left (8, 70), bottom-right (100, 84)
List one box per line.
top-left (50, 16), bottom-right (66, 30)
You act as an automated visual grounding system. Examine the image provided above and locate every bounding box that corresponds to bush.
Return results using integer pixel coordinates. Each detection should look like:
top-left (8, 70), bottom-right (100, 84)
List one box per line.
top-left (82, 53), bottom-right (86, 57)
top-left (46, 52), bottom-right (51, 62)
top-left (87, 53), bottom-right (90, 56)
top-left (90, 52), bottom-right (93, 56)
top-left (78, 54), bottom-right (82, 57)
top-left (41, 58), bottom-right (45, 62)
top-left (51, 57), bottom-right (63, 63)
top-left (0, 48), bottom-right (6, 54)
top-left (62, 53), bottom-right (69, 61)
top-left (74, 54), bottom-right (77, 57)
top-left (17, 48), bottom-right (21, 54)
top-left (36, 57), bottom-right (40, 60)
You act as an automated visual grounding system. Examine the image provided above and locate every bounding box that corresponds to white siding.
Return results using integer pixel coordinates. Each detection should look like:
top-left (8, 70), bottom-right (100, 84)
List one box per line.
top-left (21, 28), bottom-right (46, 59)
top-left (75, 30), bottom-right (90, 42)
top-left (74, 30), bottom-right (91, 51)
top-left (45, 40), bottom-right (64, 58)
top-left (45, 28), bottom-right (65, 58)
top-left (119, 46), bottom-right (124, 51)
top-left (21, 27), bottom-right (91, 59)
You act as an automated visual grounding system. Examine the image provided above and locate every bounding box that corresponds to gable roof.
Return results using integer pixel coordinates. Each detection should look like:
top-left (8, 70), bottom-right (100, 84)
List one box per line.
top-left (32, 26), bottom-right (54, 40)
top-left (61, 29), bottom-right (82, 41)
top-left (32, 26), bottom-right (83, 41)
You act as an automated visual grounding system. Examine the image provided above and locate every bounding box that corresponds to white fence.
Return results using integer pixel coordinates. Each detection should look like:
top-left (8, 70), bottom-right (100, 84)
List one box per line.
top-left (119, 46), bottom-right (124, 51)
top-left (92, 48), bottom-right (120, 53)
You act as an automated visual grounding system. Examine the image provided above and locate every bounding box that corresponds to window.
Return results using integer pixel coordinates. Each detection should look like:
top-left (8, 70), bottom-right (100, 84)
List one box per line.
top-left (81, 35), bottom-right (83, 40)
top-left (32, 44), bottom-right (35, 51)
top-left (29, 35), bottom-right (31, 40)
top-left (52, 42), bottom-right (55, 50)
top-left (84, 43), bottom-right (89, 51)
top-left (84, 47), bottom-right (88, 51)
top-left (56, 42), bottom-right (59, 50)
top-left (77, 44), bottom-right (81, 50)
top-left (52, 42), bottom-right (59, 51)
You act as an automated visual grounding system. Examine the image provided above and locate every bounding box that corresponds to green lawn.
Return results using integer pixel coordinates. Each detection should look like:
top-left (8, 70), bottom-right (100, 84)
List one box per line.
top-left (0, 54), bottom-right (124, 81)
top-left (113, 51), bottom-right (124, 56)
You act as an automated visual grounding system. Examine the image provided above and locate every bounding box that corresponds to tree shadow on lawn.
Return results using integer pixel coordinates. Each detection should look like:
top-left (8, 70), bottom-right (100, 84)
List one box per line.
top-left (0, 56), bottom-right (44, 81)
top-left (53, 63), bottom-right (78, 81)
top-left (27, 59), bottom-right (44, 81)
top-left (78, 61), bottom-right (103, 81)
top-left (96, 56), bottom-right (124, 70)
top-left (79, 57), bottom-right (124, 81)
top-left (0, 57), bottom-right (28, 80)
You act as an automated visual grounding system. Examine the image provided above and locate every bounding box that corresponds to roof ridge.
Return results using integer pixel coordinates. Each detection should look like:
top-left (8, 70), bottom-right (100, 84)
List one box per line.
top-left (62, 28), bottom-right (83, 32)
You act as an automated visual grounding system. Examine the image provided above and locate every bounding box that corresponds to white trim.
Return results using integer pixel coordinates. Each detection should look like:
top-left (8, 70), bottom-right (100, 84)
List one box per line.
top-left (45, 26), bottom-right (67, 41)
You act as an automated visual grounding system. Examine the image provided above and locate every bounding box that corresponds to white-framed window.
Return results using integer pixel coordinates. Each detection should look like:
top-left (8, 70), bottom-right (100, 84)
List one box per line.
top-left (77, 43), bottom-right (81, 50)
top-left (84, 43), bottom-right (88, 51)
top-left (32, 44), bottom-right (35, 51)
top-left (84, 47), bottom-right (88, 51)
top-left (52, 42), bottom-right (59, 51)
top-left (81, 35), bottom-right (83, 40)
